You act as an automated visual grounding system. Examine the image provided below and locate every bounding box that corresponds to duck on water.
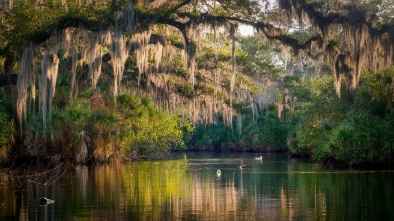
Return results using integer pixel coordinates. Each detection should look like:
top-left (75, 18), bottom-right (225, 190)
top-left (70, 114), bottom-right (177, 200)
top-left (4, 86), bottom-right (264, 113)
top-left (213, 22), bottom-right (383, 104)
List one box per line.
top-left (216, 170), bottom-right (221, 176)
top-left (40, 197), bottom-right (55, 205)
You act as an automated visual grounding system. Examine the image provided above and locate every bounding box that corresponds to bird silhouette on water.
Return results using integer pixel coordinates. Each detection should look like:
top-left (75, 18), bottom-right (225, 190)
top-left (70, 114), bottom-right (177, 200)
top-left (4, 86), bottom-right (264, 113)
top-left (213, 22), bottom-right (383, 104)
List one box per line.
top-left (239, 160), bottom-right (246, 169)
top-left (39, 197), bottom-right (55, 205)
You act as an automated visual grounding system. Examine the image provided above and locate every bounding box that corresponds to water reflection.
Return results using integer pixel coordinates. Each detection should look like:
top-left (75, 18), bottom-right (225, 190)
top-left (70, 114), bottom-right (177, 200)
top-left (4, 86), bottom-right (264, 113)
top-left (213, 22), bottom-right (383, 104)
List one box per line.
top-left (75, 165), bottom-right (88, 200)
top-left (1, 153), bottom-right (394, 220)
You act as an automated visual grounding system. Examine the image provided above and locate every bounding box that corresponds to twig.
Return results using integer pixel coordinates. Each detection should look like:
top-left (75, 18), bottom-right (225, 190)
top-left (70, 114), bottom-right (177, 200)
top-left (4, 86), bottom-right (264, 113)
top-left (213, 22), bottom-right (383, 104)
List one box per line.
top-left (27, 162), bottom-right (67, 186)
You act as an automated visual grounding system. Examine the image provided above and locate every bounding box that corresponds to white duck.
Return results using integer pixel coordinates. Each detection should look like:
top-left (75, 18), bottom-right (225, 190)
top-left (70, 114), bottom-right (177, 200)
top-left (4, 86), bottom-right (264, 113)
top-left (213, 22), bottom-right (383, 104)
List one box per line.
top-left (216, 170), bottom-right (221, 176)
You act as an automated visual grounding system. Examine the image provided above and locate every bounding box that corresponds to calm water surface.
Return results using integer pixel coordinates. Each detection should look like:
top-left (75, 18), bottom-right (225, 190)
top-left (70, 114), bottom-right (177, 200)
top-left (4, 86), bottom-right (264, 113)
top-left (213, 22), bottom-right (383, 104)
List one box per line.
top-left (1, 152), bottom-right (394, 220)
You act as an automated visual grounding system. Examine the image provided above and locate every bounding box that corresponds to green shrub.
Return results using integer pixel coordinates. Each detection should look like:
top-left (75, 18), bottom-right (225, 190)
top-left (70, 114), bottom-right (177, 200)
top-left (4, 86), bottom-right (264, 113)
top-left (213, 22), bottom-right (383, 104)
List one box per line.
top-left (291, 68), bottom-right (394, 167)
top-left (118, 95), bottom-right (192, 159)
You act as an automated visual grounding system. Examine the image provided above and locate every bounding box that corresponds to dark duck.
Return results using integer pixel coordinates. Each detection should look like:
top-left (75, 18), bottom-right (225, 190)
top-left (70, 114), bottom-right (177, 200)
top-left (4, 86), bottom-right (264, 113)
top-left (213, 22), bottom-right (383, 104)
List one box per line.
top-left (39, 197), bottom-right (55, 205)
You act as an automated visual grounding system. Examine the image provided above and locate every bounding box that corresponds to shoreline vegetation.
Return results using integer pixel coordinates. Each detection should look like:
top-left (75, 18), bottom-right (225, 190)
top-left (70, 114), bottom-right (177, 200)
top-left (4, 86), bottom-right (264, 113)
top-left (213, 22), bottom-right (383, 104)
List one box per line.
top-left (1, 1), bottom-right (394, 170)
top-left (2, 69), bottom-right (394, 169)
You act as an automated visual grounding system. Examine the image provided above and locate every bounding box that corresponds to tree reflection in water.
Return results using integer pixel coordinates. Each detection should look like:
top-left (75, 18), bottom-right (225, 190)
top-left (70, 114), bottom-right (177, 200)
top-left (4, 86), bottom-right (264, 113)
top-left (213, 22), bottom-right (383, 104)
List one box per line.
top-left (0, 153), bottom-right (394, 220)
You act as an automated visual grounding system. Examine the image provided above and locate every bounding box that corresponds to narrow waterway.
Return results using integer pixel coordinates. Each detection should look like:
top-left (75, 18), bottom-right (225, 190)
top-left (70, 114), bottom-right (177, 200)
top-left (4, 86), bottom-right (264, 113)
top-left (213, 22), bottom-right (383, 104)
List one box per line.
top-left (1, 152), bottom-right (393, 220)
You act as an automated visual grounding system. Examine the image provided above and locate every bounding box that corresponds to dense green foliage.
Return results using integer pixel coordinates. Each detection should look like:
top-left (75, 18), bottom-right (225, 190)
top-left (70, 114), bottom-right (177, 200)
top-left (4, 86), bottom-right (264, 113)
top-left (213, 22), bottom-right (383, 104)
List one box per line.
top-left (118, 95), bottom-right (193, 159)
top-left (190, 110), bottom-right (288, 152)
top-left (0, 89), bottom-right (15, 163)
top-left (288, 68), bottom-right (394, 167)
top-left (21, 89), bottom-right (192, 162)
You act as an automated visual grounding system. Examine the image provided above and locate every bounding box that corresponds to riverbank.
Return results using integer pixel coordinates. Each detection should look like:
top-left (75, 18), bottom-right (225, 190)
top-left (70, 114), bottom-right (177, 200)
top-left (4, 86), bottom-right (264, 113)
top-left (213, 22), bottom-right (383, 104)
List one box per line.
top-left (3, 145), bottom-right (394, 170)
top-left (1, 144), bottom-right (286, 168)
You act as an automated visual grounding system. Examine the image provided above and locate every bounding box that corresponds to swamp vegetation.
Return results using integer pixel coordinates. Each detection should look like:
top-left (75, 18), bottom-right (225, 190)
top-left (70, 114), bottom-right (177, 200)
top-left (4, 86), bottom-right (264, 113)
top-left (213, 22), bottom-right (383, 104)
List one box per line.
top-left (0, 0), bottom-right (394, 168)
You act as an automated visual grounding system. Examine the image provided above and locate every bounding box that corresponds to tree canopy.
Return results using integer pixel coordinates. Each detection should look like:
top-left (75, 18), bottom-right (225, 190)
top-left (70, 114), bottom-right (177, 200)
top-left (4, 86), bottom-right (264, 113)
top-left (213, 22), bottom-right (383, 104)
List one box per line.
top-left (2, 0), bottom-right (394, 90)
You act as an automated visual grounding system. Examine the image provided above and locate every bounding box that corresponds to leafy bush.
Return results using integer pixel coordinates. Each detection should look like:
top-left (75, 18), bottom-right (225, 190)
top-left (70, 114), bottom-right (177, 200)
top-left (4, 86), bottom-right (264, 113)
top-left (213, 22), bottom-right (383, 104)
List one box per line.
top-left (290, 68), bottom-right (394, 167)
top-left (118, 95), bottom-right (192, 159)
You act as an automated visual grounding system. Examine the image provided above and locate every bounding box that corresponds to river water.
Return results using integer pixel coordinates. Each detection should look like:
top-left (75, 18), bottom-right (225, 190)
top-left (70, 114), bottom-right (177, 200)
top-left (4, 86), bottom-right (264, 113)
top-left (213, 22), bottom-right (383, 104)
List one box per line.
top-left (1, 152), bottom-right (393, 220)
